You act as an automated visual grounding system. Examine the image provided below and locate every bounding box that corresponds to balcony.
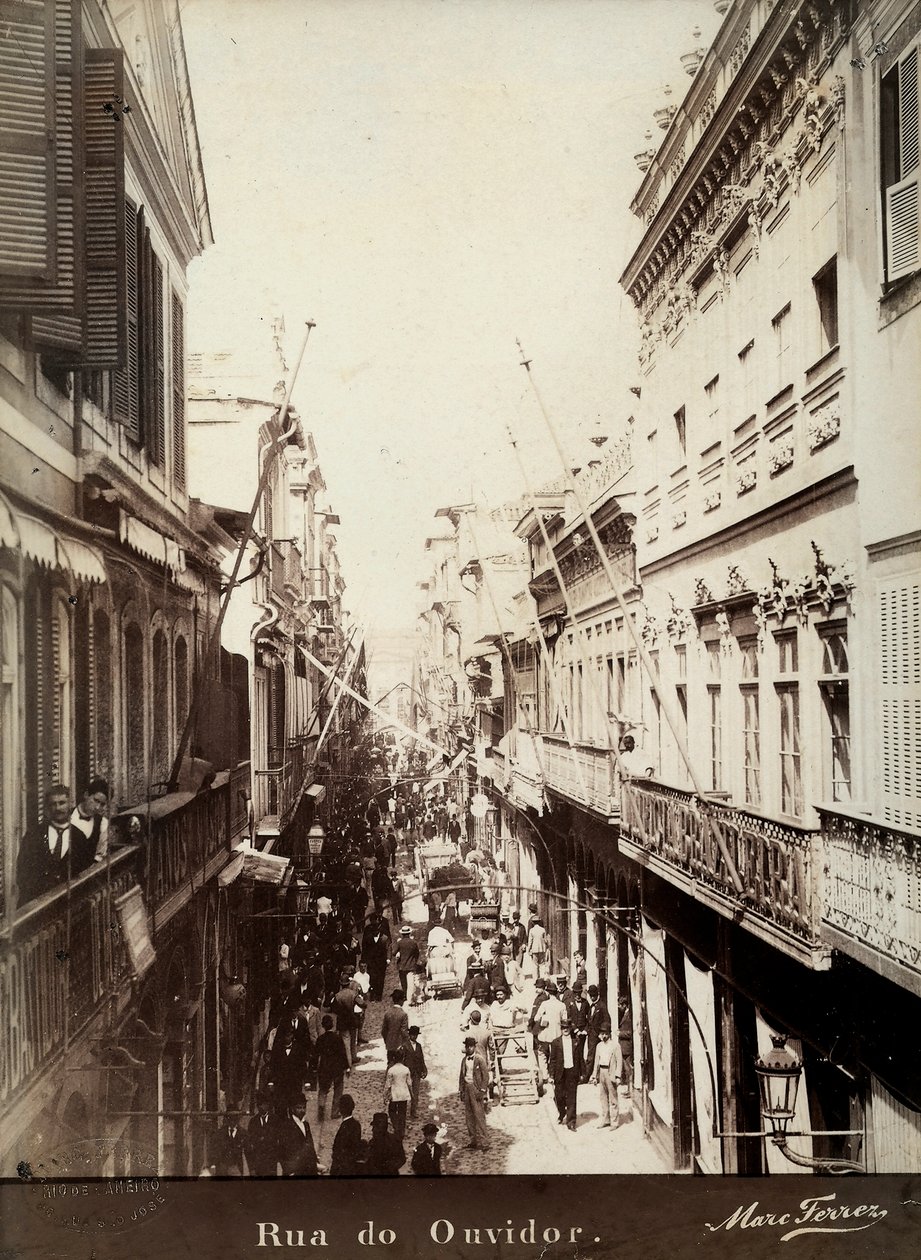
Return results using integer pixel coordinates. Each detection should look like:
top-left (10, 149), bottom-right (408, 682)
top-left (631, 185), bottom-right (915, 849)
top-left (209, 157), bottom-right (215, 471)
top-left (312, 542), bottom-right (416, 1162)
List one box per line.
top-left (255, 741), bottom-right (315, 834)
top-left (268, 541), bottom-right (305, 602)
top-left (541, 733), bottom-right (619, 816)
top-left (819, 804), bottom-right (921, 996)
top-left (621, 780), bottom-right (830, 967)
top-left (1, 765), bottom-right (250, 1114)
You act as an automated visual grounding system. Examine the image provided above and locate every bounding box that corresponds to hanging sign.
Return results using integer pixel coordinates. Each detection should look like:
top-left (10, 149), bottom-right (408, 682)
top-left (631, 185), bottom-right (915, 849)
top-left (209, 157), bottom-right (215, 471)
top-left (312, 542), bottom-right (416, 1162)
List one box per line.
top-left (114, 885), bottom-right (156, 978)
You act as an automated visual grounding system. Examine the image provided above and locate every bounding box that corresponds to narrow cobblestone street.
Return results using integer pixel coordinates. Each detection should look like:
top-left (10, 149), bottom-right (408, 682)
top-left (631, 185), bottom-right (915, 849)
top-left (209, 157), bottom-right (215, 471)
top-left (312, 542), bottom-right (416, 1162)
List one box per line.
top-left (310, 857), bottom-right (670, 1175)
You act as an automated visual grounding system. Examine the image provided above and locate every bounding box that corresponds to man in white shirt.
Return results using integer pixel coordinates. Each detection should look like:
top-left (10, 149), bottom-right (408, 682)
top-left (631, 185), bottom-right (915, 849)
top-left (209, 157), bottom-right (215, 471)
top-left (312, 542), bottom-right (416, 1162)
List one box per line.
top-left (535, 986), bottom-right (566, 1085)
top-left (590, 1022), bottom-right (624, 1128)
top-left (618, 735), bottom-right (655, 779)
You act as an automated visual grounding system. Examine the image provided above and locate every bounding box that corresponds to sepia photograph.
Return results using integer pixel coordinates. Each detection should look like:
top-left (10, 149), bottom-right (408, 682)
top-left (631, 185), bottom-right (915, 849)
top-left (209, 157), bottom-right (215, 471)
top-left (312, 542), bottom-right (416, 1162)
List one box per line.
top-left (1, 0), bottom-right (920, 1255)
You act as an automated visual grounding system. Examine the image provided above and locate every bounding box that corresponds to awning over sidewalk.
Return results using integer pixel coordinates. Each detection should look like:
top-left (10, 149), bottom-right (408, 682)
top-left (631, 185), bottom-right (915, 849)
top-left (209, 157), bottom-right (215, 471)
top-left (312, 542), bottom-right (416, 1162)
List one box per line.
top-left (0, 493), bottom-right (107, 584)
top-left (218, 844), bottom-right (292, 887)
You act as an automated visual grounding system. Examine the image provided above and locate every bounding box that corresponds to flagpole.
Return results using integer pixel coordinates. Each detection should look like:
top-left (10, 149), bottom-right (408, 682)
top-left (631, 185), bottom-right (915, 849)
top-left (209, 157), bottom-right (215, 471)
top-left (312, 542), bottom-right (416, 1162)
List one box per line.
top-left (517, 341), bottom-right (744, 895)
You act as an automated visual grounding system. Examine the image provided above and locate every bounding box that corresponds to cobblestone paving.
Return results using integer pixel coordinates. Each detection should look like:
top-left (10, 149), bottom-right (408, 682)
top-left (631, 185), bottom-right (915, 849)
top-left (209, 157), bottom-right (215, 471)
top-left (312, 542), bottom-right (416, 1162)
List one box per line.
top-left (311, 854), bottom-right (670, 1176)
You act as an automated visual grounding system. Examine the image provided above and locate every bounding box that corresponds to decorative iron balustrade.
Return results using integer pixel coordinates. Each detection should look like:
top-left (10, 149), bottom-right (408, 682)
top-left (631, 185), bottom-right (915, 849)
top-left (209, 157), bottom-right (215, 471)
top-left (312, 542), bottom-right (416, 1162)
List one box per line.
top-left (621, 780), bottom-right (821, 942)
top-left (819, 804), bottom-right (921, 974)
top-left (541, 733), bottom-right (618, 815)
top-left (1, 771), bottom-right (249, 1112)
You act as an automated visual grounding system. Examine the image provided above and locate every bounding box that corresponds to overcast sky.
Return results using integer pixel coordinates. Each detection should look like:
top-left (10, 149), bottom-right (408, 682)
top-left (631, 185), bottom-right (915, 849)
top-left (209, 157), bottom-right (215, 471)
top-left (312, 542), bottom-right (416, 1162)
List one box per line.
top-left (181, 0), bottom-right (718, 643)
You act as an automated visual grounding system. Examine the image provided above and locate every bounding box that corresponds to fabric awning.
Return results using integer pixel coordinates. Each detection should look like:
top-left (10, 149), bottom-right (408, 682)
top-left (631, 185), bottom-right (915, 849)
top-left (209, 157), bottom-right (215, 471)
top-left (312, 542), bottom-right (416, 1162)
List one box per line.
top-left (12, 511), bottom-right (107, 584)
top-left (0, 494), bottom-right (17, 548)
top-left (119, 510), bottom-right (185, 574)
top-left (218, 844), bottom-right (292, 887)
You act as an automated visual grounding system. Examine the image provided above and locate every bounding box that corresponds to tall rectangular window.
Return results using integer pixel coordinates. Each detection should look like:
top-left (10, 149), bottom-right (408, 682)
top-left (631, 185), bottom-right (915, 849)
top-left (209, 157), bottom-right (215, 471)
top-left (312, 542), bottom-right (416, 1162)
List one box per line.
top-left (705, 643), bottom-right (722, 790)
top-left (819, 627), bottom-right (851, 802)
top-left (772, 304), bottom-right (793, 393)
top-left (739, 638), bottom-right (760, 806)
top-left (882, 42), bottom-right (920, 281)
top-left (776, 631), bottom-right (802, 816)
top-left (674, 406), bottom-right (687, 460)
top-left (704, 375), bottom-right (720, 437)
top-left (738, 340), bottom-right (755, 417)
top-left (813, 257), bottom-right (839, 353)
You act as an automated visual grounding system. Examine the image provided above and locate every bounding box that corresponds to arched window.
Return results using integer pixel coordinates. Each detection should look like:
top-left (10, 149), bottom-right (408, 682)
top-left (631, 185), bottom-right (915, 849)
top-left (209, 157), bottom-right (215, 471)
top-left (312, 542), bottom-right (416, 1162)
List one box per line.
top-left (1, 586), bottom-right (20, 900)
top-left (51, 592), bottom-right (73, 791)
top-left (93, 609), bottom-right (113, 782)
top-left (152, 629), bottom-right (169, 786)
top-left (124, 622), bottom-right (145, 802)
top-left (174, 634), bottom-right (189, 747)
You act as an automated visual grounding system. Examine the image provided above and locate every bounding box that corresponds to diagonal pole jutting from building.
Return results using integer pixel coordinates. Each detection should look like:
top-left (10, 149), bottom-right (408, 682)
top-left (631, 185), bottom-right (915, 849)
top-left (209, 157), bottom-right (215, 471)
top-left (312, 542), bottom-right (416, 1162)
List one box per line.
top-left (516, 342), bottom-right (745, 896)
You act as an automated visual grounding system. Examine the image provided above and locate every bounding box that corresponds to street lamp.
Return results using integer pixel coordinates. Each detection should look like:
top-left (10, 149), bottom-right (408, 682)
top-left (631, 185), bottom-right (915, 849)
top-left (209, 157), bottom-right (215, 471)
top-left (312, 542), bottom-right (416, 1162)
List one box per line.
top-left (754, 1034), bottom-right (802, 1138)
top-left (751, 1033), bottom-right (865, 1174)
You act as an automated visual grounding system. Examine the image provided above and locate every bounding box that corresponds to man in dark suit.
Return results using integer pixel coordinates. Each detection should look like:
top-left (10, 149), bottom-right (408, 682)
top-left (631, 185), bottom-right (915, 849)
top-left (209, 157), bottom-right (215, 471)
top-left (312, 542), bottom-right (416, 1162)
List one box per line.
top-left (361, 914), bottom-right (391, 1002)
top-left (244, 1094), bottom-right (280, 1176)
top-left (277, 1096), bottom-right (319, 1176)
top-left (410, 1122), bottom-right (443, 1175)
top-left (329, 1094), bottom-right (364, 1176)
top-left (16, 785), bottom-right (74, 906)
top-left (548, 1018), bottom-right (583, 1130)
top-left (584, 985), bottom-right (609, 1084)
top-left (211, 1111), bottom-right (246, 1175)
top-left (267, 1028), bottom-right (309, 1106)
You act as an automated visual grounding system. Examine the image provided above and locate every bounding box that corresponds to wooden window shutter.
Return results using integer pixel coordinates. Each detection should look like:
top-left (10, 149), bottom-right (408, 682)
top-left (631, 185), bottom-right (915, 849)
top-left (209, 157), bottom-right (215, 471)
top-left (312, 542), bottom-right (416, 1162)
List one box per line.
top-left (886, 46), bottom-right (920, 281)
top-left (0, 0), bottom-right (56, 283)
top-left (80, 46), bottom-right (126, 367)
top-left (171, 291), bottom-right (186, 488)
top-left (3, 0), bottom-right (84, 358)
top-left (151, 255), bottom-right (165, 465)
top-left (879, 576), bottom-right (921, 831)
top-left (113, 200), bottom-right (141, 437)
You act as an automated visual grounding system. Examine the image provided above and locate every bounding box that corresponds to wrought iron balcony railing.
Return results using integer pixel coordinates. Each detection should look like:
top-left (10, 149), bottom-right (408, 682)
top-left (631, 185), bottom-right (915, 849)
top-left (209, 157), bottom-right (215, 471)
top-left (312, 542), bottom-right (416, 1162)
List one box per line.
top-left (621, 779), bottom-right (824, 954)
top-left (819, 803), bottom-right (921, 980)
top-left (1, 764), bottom-right (251, 1114)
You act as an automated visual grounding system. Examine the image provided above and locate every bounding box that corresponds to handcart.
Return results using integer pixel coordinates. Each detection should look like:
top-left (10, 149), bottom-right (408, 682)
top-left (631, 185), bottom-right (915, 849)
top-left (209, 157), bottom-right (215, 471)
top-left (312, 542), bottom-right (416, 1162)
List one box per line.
top-left (425, 941), bottom-right (463, 998)
top-left (492, 1028), bottom-right (541, 1105)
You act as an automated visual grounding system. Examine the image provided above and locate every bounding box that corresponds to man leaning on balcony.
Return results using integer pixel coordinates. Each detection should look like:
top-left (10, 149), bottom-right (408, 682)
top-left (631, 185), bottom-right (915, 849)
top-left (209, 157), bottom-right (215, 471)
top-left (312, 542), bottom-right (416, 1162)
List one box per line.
top-left (16, 784), bottom-right (85, 906)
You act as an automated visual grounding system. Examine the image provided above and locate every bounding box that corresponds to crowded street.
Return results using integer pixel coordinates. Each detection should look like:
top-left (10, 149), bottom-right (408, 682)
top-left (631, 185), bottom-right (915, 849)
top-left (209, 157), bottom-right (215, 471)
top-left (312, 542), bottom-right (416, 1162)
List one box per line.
top-left (291, 842), bottom-right (669, 1176)
top-left (2, 0), bottom-right (919, 1205)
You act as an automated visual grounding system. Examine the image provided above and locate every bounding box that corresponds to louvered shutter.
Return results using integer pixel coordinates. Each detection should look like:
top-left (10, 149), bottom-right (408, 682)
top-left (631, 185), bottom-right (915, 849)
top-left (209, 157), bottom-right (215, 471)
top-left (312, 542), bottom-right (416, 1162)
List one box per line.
top-left (81, 47), bottom-right (126, 367)
top-left (150, 254), bottom-right (165, 465)
top-left (0, 0), bottom-right (56, 282)
top-left (879, 576), bottom-right (921, 831)
top-left (886, 45), bottom-right (920, 282)
top-left (171, 291), bottom-right (186, 488)
top-left (3, 0), bottom-right (82, 349)
top-left (113, 199), bottom-right (141, 437)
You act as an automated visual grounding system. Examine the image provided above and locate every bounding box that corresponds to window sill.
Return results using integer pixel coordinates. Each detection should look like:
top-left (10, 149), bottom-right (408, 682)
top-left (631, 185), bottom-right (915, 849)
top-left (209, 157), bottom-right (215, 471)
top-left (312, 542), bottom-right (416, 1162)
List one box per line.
top-left (879, 269), bottom-right (921, 329)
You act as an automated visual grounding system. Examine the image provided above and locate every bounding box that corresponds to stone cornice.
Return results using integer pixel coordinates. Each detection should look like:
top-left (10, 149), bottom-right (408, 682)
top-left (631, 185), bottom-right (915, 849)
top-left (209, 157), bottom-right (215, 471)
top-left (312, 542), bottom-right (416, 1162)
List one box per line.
top-left (620, 0), bottom-right (851, 330)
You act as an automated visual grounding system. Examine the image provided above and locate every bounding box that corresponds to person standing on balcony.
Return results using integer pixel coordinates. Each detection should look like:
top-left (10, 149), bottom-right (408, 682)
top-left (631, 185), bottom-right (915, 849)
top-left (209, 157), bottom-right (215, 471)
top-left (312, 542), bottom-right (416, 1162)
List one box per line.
top-left (618, 734), bottom-right (655, 779)
top-left (68, 777), bottom-right (115, 866)
top-left (16, 784), bottom-right (74, 905)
